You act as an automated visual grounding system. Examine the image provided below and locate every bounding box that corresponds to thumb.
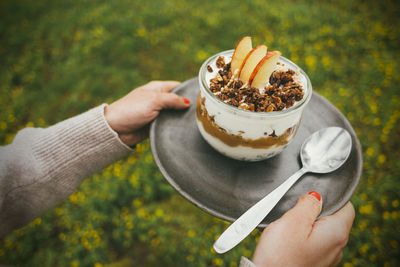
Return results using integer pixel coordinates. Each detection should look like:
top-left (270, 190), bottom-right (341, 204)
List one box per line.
top-left (158, 92), bottom-right (191, 110)
top-left (280, 191), bottom-right (323, 235)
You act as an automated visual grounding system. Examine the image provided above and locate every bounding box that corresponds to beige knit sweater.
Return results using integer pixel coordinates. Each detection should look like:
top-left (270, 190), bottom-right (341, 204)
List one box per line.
top-left (0, 104), bottom-right (255, 267)
top-left (0, 104), bottom-right (131, 237)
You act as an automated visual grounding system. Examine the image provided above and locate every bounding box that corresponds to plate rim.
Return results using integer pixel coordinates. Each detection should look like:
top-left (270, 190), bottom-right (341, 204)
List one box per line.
top-left (150, 77), bottom-right (363, 227)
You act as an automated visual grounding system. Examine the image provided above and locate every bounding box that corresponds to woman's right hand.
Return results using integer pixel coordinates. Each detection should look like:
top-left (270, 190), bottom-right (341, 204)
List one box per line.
top-left (252, 192), bottom-right (355, 267)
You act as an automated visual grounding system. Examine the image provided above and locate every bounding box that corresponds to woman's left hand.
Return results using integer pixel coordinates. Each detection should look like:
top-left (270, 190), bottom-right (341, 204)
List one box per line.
top-left (105, 80), bottom-right (190, 146)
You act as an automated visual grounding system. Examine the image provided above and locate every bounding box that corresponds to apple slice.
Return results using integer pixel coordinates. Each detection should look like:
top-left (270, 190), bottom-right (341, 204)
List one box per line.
top-left (231, 36), bottom-right (252, 75)
top-left (238, 45), bottom-right (268, 83)
top-left (248, 51), bottom-right (282, 89)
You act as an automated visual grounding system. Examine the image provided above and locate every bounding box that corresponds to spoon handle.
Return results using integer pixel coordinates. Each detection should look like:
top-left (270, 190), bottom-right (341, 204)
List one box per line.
top-left (213, 167), bottom-right (308, 254)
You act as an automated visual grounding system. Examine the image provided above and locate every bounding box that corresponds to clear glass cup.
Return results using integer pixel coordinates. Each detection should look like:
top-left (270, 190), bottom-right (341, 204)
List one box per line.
top-left (196, 50), bottom-right (312, 161)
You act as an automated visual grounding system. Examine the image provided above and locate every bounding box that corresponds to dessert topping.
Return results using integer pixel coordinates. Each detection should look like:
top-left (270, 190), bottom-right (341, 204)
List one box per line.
top-left (210, 60), bottom-right (304, 112)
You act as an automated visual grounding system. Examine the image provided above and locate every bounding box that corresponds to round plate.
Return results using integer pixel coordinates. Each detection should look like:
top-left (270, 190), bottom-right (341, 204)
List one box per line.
top-left (150, 78), bottom-right (363, 227)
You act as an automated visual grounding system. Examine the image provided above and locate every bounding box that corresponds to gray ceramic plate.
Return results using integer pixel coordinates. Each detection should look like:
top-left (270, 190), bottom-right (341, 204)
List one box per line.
top-left (150, 78), bottom-right (362, 227)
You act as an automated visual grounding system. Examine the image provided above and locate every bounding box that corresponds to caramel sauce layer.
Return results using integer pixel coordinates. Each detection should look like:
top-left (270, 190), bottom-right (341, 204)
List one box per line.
top-left (196, 96), bottom-right (299, 149)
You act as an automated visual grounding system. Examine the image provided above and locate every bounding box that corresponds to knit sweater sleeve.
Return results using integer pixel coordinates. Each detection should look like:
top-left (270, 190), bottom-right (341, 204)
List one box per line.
top-left (0, 104), bottom-right (132, 237)
top-left (239, 256), bottom-right (257, 267)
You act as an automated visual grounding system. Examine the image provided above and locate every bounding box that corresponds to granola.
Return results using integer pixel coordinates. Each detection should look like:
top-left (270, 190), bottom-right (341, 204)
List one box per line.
top-left (209, 58), bottom-right (304, 112)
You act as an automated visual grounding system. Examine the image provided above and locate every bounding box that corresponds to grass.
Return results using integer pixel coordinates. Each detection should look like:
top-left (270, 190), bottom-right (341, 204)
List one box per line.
top-left (0, 0), bottom-right (399, 266)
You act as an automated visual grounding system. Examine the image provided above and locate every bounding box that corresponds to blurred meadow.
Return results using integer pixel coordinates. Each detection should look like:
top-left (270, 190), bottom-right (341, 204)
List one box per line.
top-left (0, 0), bottom-right (399, 266)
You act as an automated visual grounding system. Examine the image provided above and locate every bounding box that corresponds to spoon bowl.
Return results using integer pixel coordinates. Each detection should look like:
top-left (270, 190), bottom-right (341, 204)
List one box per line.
top-left (301, 127), bottom-right (352, 173)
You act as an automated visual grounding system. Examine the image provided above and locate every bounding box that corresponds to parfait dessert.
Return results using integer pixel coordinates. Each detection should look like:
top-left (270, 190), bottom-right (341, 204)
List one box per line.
top-left (196, 36), bottom-right (312, 161)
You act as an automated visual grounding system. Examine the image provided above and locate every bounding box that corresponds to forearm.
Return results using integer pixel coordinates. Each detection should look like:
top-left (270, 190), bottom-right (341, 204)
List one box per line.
top-left (0, 104), bottom-right (131, 237)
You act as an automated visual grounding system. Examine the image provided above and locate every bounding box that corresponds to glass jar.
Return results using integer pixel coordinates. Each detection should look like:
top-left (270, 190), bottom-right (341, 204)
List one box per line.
top-left (196, 50), bottom-right (312, 161)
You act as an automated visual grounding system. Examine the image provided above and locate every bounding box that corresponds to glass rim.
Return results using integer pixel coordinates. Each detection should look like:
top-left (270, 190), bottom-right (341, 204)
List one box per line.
top-left (199, 49), bottom-right (313, 118)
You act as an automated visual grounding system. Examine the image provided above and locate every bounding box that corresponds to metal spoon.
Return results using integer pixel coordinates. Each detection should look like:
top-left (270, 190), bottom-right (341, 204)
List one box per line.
top-left (213, 127), bottom-right (352, 254)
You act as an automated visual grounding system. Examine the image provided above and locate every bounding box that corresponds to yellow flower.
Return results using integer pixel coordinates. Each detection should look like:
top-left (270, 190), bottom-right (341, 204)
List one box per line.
top-left (378, 154), bottom-right (386, 164)
top-left (366, 147), bottom-right (375, 157)
top-left (358, 220), bottom-right (369, 230)
top-left (339, 88), bottom-right (351, 97)
top-left (133, 198), bottom-right (143, 207)
top-left (314, 42), bottom-right (322, 51)
top-left (137, 27), bottom-right (147, 37)
top-left (77, 192), bottom-right (86, 203)
top-left (129, 171), bottom-right (140, 189)
top-left (383, 211), bottom-right (390, 219)
top-left (137, 208), bottom-right (146, 218)
top-left (359, 204), bottom-right (373, 215)
top-left (243, 249), bottom-right (252, 257)
top-left (374, 87), bottom-right (382, 96)
top-left (113, 164), bottom-right (121, 177)
top-left (373, 118), bottom-right (381, 125)
top-left (155, 208), bottom-right (164, 217)
top-left (59, 233), bottom-right (67, 241)
top-left (56, 208), bottom-right (63, 215)
top-left (74, 30), bottom-right (82, 41)
top-left (369, 101), bottom-right (378, 114)
top-left (187, 229), bottom-right (196, 237)
top-left (0, 121), bottom-right (6, 131)
top-left (70, 193), bottom-right (78, 204)
top-left (70, 260), bottom-right (79, 267)
top-left (358, 244), bottom-right (369, 255)
top-left (305, 55), bottom-right (317, 71)
top-left (125, 221), bottom-right (133, 230)
top-left (392, 200), bottom-right (399, 208)
top-left (321, 56), bottom-right (331, 69)
top-left (8, 113), bottom-right (15, 123)
top-left (151, 237), bottom-right (160, 247)
top-left (381, 196), bottom-right (387, 205)
top-left (327, 38), bottom-right (335, 47)
top-left (348, 39), bottom-right (356, 46)
top-left (128, 155), bottom-right (137, 164)
top-left (320, 25), bottom-right (332, 34)
top-left (145, 154), bottom-right (153, 163)
top-left (343, 262), bottom-right (353, 267)
top-left (197, 50), bottom-right (208, 61)
top-left (372, 227), bottom-right (379, 234)
top-left (213, 258), bottom-right (223, 266)
top-left (369, 254), bottom-right (377, 262)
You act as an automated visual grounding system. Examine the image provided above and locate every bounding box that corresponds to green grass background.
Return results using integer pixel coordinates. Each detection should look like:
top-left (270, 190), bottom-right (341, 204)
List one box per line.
top-left (0, 0), bottom-right (399, 266)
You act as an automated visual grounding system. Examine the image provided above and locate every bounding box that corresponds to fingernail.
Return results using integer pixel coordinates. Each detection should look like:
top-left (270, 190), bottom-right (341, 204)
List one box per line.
top-left (183, 98), bottom-right (191, 104)
top-left (308, 191), bottom-right (321, 201)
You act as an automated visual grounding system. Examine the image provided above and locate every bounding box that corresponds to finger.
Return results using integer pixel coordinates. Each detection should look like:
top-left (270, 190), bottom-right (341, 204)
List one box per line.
top-left (118, 125), bottom-right (150, 147)
top-left (144, 81), bottom-right (181, 92)
top-left (331, 250), bottom-right (343, 266)
top-left (310, 202), bottom-right (355, 249)
top-left (158, 92), bottom-right (190, 109)
top-left (279, 191), bottom-right (323, 236)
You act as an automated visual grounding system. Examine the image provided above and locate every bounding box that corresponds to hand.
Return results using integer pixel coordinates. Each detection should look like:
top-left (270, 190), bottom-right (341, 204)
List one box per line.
top-left (252, 192), bottom-right (355, 267)
top-left (104, 81), bottom-right (190, 146)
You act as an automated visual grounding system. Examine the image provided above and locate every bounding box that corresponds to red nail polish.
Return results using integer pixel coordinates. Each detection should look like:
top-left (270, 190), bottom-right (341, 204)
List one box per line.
top-left (183, 98), bottom-right (191, 104)
top-left (308, 191), bottom-right (321, 201)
